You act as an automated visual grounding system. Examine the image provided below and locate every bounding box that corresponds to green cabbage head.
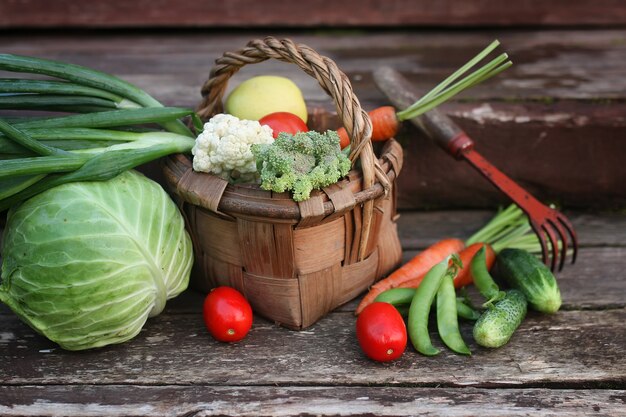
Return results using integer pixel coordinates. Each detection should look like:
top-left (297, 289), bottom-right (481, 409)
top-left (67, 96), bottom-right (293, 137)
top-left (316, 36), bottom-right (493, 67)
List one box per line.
top-left (0, 170), bottom-right (193, 350)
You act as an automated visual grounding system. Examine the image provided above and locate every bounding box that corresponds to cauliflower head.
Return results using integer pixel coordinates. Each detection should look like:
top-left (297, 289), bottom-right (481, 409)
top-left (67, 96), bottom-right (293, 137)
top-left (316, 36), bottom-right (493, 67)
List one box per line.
top-left (192, 113), bottom-right (274, 183)
top-left (252, 130), bottom-right (352, 202)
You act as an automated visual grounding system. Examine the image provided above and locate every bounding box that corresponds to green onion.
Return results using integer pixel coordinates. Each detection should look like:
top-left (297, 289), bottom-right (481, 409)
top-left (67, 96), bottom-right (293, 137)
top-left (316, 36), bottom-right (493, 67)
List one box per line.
top-left (0, 128), bottom-right (148, 155)
top-left (0, 54), bottom-right (203, 212)
top-left (0, 118), bottom-right (66, 156)
top-left (0, 53), bottom-right (204, 211)
top-left (0, 154), bottom-right (88, 179)
top-left (466, 204), bottom-right (542, 255)
top-left (396, 40), bottom-right (512, 121)
top-left (0, 78), bottom-right (127, 102)
top-left (13, 107), bottom-right (196, 130)
top-left (0, 94), bottom-right (119, 111)
top-left (0, 175), bottom-right (46, 200)
top-left (0, 53), bottom-right (192, 137)
top-left (0, 121), bottom-right (195, 211)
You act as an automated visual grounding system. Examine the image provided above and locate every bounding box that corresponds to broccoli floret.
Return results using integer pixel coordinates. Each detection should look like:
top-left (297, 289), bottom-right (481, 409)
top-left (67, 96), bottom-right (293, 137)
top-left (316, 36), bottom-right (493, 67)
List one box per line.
top-left (252, 130), bottom-right (351, 202)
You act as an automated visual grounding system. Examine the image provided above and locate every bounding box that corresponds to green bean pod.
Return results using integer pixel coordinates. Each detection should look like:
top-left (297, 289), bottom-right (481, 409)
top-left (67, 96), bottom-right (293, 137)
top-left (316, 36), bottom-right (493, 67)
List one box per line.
top-left (374, 288), bottom-right (416, 306)
top-left (376, 287), bottom-right (480, 320)
top-left (436, 274), bottom-right (471, 355)
top-left (407, 257), bottom-right (451, 356)
top-left (456, 299), bottom-right (481, 321)
top-left (470, 246), bottom-right (505, 307)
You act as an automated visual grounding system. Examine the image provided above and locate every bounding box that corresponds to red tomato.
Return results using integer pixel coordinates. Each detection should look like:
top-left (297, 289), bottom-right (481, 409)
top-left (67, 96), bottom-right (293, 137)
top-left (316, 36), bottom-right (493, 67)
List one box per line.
top-left (356, 302), bottom-right (407, 362)
top-left (259, 112), bottom-right (308, 138)
top-left (203, 286), bottom-right (253, 342)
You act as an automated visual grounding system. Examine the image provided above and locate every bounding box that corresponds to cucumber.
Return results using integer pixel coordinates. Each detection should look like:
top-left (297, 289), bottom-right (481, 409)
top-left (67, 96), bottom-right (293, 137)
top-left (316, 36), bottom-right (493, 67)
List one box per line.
top-left (473, 289), bottom-right (527, 348)
top-left (497, 248), bottom-right (562, 314)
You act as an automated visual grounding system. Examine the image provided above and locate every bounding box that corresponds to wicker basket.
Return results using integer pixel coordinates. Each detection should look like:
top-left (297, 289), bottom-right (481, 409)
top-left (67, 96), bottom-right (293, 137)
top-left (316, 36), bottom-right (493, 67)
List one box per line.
top-left (162, 37), bottom-right (403, 329)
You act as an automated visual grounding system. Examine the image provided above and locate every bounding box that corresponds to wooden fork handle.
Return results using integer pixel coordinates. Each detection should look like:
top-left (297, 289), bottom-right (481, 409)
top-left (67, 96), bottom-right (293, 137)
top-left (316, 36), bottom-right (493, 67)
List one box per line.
top-left (373, 66), bottom-right (474, 159)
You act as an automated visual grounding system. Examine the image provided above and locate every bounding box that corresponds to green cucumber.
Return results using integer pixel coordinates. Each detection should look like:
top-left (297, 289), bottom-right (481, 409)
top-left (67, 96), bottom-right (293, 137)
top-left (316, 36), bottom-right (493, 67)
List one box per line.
top-left (473, 289), bottom-right (527, 348)
top-left (497, 248), bottom-right (562, 314)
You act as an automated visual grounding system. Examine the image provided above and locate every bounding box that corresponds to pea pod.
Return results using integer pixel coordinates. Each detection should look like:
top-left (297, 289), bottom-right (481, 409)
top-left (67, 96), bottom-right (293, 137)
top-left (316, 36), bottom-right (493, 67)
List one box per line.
top-left (436, 274), bottom-right (471, 355)
top-left (407, 256), bottom-right (452, 356)
top-left (470, 245), bottom-right (505, 307)
top-left (375, 286), bottom-right (480, 320)
top-left (456, 297), bottom-right (481, 321)
top-left (374, 288), bottom-right (416, 306)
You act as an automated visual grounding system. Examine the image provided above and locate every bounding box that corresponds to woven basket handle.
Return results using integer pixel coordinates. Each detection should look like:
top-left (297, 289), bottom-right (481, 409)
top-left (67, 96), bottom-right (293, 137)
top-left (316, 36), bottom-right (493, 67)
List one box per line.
top-left (196, 37), bottom-right (391, 260)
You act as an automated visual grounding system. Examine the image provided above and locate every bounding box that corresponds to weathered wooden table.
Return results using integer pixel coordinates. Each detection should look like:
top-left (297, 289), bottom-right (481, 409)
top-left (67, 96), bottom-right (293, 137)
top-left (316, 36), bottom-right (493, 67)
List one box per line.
top-left (1, 30), bottom-right (625, 416)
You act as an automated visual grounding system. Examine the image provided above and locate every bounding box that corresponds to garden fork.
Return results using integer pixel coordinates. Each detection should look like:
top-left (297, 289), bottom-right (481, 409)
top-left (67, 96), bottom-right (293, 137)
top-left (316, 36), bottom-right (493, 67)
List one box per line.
top-left (374, 66), bottom-right (578, 271)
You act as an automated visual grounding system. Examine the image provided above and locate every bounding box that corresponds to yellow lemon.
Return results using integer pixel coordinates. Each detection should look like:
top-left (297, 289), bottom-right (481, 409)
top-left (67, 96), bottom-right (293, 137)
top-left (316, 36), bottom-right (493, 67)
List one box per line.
top-left (225, 75), bottom-right (308, 123)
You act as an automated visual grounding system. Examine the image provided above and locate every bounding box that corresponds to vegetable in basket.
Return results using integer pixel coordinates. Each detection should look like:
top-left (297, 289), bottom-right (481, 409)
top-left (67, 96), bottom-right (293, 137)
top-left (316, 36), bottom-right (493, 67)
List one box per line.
top-left (225, 75), bottom-right (308, 123)
top-left (259, 112), bottom-right (309, 138)
top-left (191, 113), bottom-right (274, 183)
top-left (252, 130), bottom-right (351, 202)
top-left (0, 170), bottom-right (193, 351)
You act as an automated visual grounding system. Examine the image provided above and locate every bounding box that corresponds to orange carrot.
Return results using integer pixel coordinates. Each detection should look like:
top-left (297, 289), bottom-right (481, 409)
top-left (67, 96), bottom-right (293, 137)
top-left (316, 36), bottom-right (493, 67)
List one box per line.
top-left (355, 238), bottom-right (465, 315)
top-left (338, 106), bottom-right (399, 149)
top-left (393, 242), bottom-right (496, 290)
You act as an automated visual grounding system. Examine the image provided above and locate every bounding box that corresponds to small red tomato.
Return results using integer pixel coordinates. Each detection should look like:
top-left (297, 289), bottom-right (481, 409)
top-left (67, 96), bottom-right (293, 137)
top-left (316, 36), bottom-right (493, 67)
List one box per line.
top-left (259, 111), bottom-right (308, 138)
top-left (356, 302), bottom-right (407, 362)
top-left (203, 286), bottom-right (253, 342)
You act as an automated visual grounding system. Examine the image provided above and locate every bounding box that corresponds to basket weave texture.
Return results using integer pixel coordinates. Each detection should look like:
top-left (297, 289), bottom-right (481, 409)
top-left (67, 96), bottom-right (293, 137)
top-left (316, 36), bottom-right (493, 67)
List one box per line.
top-left (163, 37), bottom-right (404, 329)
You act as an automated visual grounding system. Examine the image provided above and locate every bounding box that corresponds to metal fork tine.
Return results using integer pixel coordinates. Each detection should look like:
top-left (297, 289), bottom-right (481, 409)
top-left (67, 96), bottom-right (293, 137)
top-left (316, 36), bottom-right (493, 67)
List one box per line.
top-left (530, 219), bottom-right (549, 267)
top-left (557, 213), bottom-right (579, 264)
top-left (548, 217), bottom-right (568, 272)
top-left (541, 222), bottom-right (560, 272)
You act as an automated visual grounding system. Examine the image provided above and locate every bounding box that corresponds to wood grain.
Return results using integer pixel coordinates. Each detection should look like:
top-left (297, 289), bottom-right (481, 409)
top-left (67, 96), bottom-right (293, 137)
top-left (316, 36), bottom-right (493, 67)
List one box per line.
top-left (1, 307), bottom-right (624, 386)
top-left (1, 386), bottom-right (624, 417)
top-left (2, 0), bottom-right (625, 29)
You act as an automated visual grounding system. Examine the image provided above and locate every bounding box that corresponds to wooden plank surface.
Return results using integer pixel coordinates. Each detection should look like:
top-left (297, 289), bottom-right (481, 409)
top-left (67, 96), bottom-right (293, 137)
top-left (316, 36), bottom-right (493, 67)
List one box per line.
top-left (1, 209), bottom-right (624, 416)
top-left (2, 0), bottom-right (625, 29)
top-left (1, 30), bottom-right (624, 209)
top-left (1, 306), bottom-right (625, 387)
top-left (1, 386), bottom-right (624, 417)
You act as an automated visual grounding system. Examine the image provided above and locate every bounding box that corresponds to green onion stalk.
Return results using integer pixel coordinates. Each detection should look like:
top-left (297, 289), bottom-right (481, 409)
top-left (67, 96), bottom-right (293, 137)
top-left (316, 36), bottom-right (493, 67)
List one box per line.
top-left (0, 53), bottom-right (203, 212)
top-left (395, 40), bottom-right (512, 121)
top-left (465, 204), bottom-right (568, 257)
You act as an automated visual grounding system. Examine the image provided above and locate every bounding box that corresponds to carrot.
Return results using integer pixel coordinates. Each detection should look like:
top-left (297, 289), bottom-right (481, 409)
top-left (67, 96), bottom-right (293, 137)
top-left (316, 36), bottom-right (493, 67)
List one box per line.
top-left (392, 243), bottom-right (496, 290)
top-left (338, 106), bottom-right (399, 149)
top-left (355, 238), bottom-right (465, 315)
